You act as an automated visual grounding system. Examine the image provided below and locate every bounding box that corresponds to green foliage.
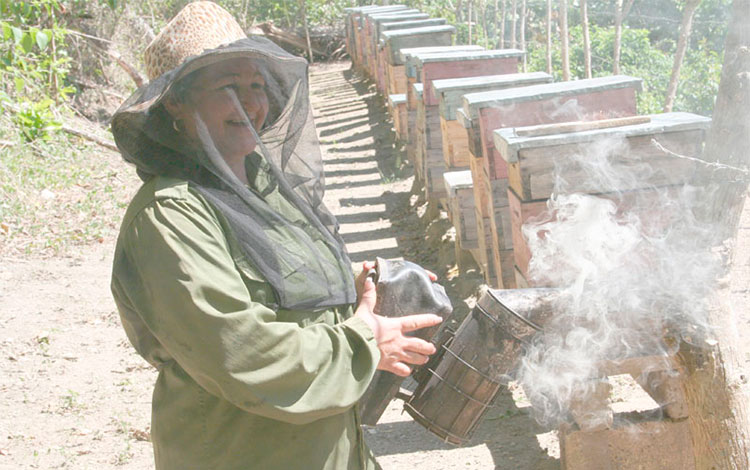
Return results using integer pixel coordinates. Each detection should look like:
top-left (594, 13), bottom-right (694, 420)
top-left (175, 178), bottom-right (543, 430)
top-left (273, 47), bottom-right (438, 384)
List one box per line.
top-left (1, 0), bottom-right (73, 141)
top-left (527, 24), bottom-right (720, 116)
top-left (13, 98), bottom-right (62, 141)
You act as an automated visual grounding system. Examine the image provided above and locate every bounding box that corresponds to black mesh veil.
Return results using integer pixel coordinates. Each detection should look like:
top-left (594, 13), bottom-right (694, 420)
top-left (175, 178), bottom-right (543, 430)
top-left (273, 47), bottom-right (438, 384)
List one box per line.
top-left (111, 37), bottom-right (356, 310)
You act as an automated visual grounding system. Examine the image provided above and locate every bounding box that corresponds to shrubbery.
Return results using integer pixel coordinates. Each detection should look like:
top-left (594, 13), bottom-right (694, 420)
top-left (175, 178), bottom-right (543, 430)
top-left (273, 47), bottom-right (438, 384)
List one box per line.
top-left (527, 25), bottom-right (721, 116)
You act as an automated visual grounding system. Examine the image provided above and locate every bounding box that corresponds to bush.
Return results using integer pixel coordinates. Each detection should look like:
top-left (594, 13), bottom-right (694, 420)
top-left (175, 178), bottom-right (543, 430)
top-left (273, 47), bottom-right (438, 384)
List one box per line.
top-left (1, 0), bottom-right (73, 140)
top-left (527, 24), bottom-right (720, 116)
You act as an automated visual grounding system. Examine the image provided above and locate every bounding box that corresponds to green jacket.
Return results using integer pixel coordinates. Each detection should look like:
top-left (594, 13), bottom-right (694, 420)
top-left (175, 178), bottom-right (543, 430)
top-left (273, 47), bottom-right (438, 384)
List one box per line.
top-left (111, 175), bottom-right (381, 469)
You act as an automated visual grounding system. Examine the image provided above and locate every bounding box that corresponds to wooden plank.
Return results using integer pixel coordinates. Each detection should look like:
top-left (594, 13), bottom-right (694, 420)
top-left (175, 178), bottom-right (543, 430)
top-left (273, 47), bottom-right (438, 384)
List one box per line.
top-left (508, 189), bottom-right (547, 280)
top-left (440, 116), bottom-right (471, 169)
top-left (515, 115), bottom-right (652, 137)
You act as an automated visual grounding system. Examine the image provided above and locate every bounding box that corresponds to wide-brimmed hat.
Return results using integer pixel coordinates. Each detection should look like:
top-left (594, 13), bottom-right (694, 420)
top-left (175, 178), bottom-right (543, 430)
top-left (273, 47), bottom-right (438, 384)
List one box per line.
top-left (144, 1), bottom-right (246, 81)
top-left (112, 1), bottom-right (308, 178)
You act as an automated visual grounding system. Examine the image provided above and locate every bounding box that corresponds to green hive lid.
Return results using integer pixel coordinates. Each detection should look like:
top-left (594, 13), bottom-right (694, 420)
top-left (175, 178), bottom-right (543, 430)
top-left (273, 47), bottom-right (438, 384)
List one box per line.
top-left (462, 75), bottom-right (644, 118)
top-left (345, 5), bottom-right (406, 13)
top-left (389, 93), bottom-right (407, 106)
top-left (380, 24), bottom-right (456, 39)
top-left (413, 82), bottom-right (424, 99)
top-left (402, 46), bottom-right (485, 77)
top-left (443, 170), bottom-right (474, 193)
top-left (415, 48), bottom-right (525, 64)
top-left (493, 112), bottom-right (711, 164)
top-left (434, 72), bottom-right (554, 120)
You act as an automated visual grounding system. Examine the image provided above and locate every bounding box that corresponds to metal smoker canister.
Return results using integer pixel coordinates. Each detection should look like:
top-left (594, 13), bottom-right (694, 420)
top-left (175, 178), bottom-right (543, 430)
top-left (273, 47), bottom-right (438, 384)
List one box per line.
top-left (403, 287), bottom-right (560, 445)
top-left (358, 257), bottom-right (454, 426)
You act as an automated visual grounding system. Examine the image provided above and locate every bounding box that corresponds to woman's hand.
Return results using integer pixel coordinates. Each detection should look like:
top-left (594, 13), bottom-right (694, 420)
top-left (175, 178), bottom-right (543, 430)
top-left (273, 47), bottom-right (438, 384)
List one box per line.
top-left (355, 274), bottom-right (443, 377)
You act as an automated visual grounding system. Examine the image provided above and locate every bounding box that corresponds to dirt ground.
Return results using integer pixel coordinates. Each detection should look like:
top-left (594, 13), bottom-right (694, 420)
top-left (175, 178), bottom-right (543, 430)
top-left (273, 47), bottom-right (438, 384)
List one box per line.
top-left (1, 61), bottom-right (748, 469)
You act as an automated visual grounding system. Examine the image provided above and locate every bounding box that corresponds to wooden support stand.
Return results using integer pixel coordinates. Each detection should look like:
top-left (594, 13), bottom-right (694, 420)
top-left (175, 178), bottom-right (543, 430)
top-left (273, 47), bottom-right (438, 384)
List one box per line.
top-left (559, 355), bottom-right (694, 470)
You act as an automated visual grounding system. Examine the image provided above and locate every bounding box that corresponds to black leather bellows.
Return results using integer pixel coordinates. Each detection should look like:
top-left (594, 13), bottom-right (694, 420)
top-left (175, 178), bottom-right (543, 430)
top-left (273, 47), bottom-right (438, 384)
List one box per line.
top-left (358, 257), bottom-right (454, 426)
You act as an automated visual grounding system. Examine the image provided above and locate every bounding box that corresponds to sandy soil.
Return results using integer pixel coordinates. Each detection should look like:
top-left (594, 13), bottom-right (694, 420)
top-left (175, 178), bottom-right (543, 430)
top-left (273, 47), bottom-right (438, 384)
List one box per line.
top-left (1, 61), bottom-right (748, 469)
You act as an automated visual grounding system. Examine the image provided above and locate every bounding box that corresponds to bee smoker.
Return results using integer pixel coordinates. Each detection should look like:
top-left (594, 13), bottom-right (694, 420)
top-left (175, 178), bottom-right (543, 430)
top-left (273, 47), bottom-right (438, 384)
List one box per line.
top-left (403, 287), bottom-right (561, 444)
top-left (358, 257), bottom-right (454, 426)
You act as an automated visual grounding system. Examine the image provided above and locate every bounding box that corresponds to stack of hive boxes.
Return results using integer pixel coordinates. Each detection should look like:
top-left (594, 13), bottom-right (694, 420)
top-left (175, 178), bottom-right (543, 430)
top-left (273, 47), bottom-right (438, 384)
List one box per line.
top-left (344, 10), bottom-right (713, 469)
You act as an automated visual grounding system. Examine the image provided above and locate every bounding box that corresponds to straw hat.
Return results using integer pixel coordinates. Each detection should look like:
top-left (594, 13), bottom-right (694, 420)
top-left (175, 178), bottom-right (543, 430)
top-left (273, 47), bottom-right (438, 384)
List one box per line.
top-left (144, 1), bottom-right (246, 80)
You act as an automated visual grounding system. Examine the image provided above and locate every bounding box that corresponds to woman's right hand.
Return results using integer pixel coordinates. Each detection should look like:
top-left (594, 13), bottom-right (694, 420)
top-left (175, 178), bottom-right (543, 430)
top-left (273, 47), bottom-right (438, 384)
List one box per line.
top-left (355, 276), bottom-right (443, 377)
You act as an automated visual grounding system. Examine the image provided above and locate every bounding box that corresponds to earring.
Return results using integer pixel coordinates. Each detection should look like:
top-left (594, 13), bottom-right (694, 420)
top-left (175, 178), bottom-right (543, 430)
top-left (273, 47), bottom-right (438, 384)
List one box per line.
top-left (172, 119), bottom-right (182, 133)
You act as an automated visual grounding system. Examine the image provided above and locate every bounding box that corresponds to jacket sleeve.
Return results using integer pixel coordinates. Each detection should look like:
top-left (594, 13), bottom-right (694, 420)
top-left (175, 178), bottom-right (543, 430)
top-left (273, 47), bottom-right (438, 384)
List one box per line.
top-left (112, 189), bottom-right (379, 425)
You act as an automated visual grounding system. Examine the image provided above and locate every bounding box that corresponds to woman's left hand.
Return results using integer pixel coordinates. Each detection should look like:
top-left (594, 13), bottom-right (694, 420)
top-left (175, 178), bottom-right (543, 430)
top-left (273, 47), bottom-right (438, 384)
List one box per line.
top-left (355, 275), bottom-right (442, 377)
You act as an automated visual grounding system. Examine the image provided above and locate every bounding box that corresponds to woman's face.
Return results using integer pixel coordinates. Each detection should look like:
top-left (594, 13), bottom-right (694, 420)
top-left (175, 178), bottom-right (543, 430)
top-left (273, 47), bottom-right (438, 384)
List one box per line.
top-left (169, 57), bottom-right (270, 162)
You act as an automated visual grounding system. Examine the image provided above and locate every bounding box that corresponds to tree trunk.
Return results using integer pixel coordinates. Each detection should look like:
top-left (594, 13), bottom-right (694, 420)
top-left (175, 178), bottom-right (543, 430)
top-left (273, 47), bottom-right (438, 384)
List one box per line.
top-left (469, 0), bottom-right (474, 44)
top-left (581, 0), bottom-right (592, 78)
top-left (298, 0), bottom-right (314, 64)
top-left (499, 0), bottom-right (507, 48)
top-left (559, 0), bottom-right (570, 80)
top-left (546, 0), bottom-right (553, 75)
top-left (520, 0), bottom-right (527, 71)
top-left (510, 0), bottom-right (518, 48)
top-left (482, 0), bottom-right (489, 47)
top-left (457, 0), bottom-right (464, 25)
top-left (494, 0), bottom-right (499, 46)
top-left (680, 0), bottom-right (750, 468)
top-left (663, 0), bottom-right (702, 112)
top-left (613, 0), bottom-right (635, 74)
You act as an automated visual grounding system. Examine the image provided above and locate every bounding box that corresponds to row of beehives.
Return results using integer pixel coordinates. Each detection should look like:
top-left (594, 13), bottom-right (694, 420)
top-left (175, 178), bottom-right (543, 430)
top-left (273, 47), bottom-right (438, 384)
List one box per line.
top-left (344, 5), bottom-right (711, 292)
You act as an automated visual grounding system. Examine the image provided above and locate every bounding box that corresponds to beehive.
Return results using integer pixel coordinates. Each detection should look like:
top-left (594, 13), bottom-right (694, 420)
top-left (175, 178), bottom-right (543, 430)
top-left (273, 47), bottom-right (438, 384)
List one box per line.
top-left (401, 46), bottom-right (485, 167)
top-left (379, 19), bottom-right (447, 95)
top-left (492, 112), bottom-right (711, 284)
top-left (369, 12), bottom-right (429, 91)
top-left (460, 75), bottom-right (643, 287)
top-left (433, 71), bottom-right (553, 170)
top-left (345, 5), bottom-right (406, 70)
top-left (413, 49), bottom-right (525, 202)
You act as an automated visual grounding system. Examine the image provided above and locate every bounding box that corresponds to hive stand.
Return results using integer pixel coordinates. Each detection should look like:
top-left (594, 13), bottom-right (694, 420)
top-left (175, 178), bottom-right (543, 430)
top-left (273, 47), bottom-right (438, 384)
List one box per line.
top-left (560, 355), bottom-right (693, 470)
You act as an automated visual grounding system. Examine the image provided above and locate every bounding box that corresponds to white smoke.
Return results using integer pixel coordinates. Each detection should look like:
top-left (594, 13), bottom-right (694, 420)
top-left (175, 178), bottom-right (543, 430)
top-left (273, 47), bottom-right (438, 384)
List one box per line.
top-left (514, 133), bottom-right (722, 427)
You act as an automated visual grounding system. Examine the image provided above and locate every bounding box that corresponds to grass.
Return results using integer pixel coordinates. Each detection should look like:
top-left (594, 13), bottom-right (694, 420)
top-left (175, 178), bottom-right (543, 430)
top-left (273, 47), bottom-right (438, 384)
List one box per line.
top-left (0, 114), bottom-right (140, 257)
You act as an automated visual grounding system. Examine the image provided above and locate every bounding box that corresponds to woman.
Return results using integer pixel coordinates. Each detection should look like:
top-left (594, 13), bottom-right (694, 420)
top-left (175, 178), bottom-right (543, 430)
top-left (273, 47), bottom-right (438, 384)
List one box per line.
top-left (110, 2), bottom-right (441, 469)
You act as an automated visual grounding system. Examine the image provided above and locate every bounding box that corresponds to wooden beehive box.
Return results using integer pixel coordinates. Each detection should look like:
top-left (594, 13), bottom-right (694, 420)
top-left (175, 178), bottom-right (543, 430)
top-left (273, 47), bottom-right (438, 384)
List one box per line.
top-left (381, 25), bottom-right (456, 67)
top-left (388, 93), bottom-right (408, 141)
top-left (353, 6), bottom-right (409, 72)
top-left (345, 5), bottom-right (406, 69)
top-left (460, 75), bottom-right (643, 288)
top-left (434, 71), bottom-right (553, 170)
top-left (416, 49), bottom-right (524, 107)
top-left (364, 9), bottom-right (421, 79)
top-left (443, 170), bottom-right (479, 251)
top-left (380, 19), bottom-right (447, 95)
top-left (370, 13), bottom-right (428, 92)
top-left (493, 112), bottom-right (712, 284)
top-left (401, 46), bottom-right (485, 165)
top-left (414, 49), bottom-right (525, 202)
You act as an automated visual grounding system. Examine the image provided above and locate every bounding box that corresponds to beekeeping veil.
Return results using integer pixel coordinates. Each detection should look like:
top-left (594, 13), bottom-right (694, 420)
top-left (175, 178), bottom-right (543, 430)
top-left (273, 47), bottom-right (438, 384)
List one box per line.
top-left (111, 1), bottom-right (356, 310)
